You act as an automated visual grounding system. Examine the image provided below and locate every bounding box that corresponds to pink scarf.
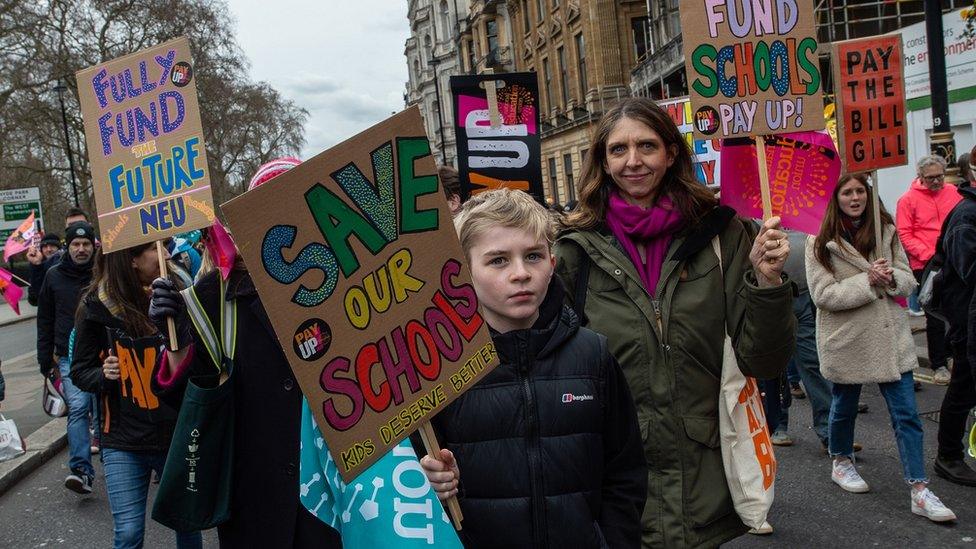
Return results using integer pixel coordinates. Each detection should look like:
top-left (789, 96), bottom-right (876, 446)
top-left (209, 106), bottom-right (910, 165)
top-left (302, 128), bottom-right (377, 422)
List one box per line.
top-left (605, 191), bottom-right (684, 295)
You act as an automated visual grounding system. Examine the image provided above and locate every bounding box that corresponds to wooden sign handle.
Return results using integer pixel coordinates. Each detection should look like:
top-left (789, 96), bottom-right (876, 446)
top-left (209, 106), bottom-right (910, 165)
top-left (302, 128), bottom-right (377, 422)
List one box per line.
top-left (869, 172), bottom-right (882, 257)
top-left (754, 135), bottom-right (772, 221)
top-left (483, 68), bottom-right (501, 129)
top-left (418, 421), bottom-right (463, 530)
top-left (156, 240), bottom-right (180, 352)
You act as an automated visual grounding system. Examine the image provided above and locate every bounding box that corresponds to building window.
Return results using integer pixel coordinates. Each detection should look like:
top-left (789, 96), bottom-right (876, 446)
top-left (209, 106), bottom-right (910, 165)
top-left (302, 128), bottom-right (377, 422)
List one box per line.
top-left (466, 40), bottom-right (476, 73)
top-left (575, 33), bottom-right (587, 101)
top-left (536, 0), bottom-right (544, 21)
top-left (563, 153), bottom-right (575, 201)
top-left (557, 46), bottom-right (569, 106)
top-left (548, 157), bottom-right (560, 204)
top-left (580, 148), bottom-right (589, 170)
top-left (487, 18), bottom-right (498, 54)
top-left (632, 17), bottom-right (650, 61)
top-left (542, 57), bottom-right (552, 113)
top-left (669, 11), bottom-right (681, 41)
top-left (440, 0), bottom-right (451, 40)
top-left (521, 0), bottom-right (530, 33)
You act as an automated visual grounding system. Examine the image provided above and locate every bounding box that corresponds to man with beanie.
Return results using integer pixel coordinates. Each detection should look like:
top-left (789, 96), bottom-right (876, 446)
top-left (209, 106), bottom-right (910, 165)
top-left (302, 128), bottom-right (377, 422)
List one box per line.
top-left (36, 221), bottom-right (96, 494)
top-left (27, 207), bottom-right (91, 306)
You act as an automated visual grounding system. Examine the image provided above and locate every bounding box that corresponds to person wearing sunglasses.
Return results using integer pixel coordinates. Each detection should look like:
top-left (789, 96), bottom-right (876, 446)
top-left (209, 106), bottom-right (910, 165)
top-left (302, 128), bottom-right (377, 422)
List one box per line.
top-left (896, 155), bottom-right (963, 386)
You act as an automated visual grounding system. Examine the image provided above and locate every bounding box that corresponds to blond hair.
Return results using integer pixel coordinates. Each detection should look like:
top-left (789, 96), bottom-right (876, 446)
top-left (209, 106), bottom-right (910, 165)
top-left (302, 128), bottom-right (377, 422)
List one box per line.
top-left (454, 189), bottom-right (554, 258)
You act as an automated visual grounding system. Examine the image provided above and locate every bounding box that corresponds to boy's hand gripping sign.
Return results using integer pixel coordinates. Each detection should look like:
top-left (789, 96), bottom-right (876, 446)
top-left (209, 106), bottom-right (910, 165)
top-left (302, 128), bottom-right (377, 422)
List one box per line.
top-left (222, 107), bottom-right (499, 482)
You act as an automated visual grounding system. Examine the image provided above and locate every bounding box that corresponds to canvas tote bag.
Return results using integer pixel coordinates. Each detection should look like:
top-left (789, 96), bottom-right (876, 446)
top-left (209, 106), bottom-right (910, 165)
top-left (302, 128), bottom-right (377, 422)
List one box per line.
top-left (712, 236), bottom-right (776, 529)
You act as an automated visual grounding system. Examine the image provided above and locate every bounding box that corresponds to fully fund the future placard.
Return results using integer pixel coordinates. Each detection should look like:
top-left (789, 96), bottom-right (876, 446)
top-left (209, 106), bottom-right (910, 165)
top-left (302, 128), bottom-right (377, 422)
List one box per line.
top-left (77, 37), bottom-right (215, 252)
top-left (681, 0), bottom-right (824, 140)
top-left (222, 107), bottom-right (499, 481)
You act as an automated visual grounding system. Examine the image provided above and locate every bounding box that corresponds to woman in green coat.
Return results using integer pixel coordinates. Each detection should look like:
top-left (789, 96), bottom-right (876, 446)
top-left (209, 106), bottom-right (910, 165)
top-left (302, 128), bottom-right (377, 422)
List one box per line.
top-left (554, 97), bottom-right (795, 548)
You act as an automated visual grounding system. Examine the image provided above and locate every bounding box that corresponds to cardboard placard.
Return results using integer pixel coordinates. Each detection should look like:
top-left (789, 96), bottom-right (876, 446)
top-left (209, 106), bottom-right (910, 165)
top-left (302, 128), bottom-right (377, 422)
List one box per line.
top-left (76, 36), bottom-right (215, 252)
top-left (222, 107), bottom-right (499, 481)
top-left (658, 96), bottom-right (722, 186)
top-left (831, 35), bottom-right (908, 173)
top-left (680, 0), bottom-right (824, 140)
top-left (451, 72), bottom-right (544, 202)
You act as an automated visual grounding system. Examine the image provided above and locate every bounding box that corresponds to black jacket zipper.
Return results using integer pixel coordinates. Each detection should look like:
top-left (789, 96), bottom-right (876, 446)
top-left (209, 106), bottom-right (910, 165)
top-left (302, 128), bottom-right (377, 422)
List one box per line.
top-left (518, 337), bottom-right (548, 548)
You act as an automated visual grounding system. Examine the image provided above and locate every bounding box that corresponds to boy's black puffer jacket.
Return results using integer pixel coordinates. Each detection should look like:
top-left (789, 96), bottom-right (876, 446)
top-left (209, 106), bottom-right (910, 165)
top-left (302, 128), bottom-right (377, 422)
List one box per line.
top-left (429, 282), bottom-right (647, 548)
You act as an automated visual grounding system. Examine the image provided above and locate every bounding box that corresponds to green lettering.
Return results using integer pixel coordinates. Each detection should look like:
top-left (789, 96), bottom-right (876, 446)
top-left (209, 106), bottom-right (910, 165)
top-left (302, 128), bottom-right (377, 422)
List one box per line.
top-left (304, 185), bottom-right (387, 277)
top-left (691, 44), bottom-right (719, 98)
top-left (330, 142), bottom-right (398, 242)
top-left (797, 37), bottom-right (821, 95)
top-left (753, 41), bottom-right (772, 91)
top-left (396, 137), bottom-right (439, 234)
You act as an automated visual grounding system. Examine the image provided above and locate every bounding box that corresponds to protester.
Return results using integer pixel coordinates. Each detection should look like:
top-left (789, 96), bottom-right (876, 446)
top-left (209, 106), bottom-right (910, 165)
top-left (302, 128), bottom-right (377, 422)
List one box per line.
top-left (438, 164), bottom-right (462, 215)
top-left (36, 221), bottom-right (96, 494)
top-left (27, 208), bottom-right (90, 306)
top-left (553, 97), bottom-right (795, 547)
top-left (896, 156), bottom-right (962, 385)
top-left (808, 173), bottom-right (956, 522)
top-left (956, 152), bottom-right (973, 189)
top-left (70, 244), bottom-right (201, 548)
top-left (420, 189), bottom-right (646, 547)
top-left (149, 158), bottom-right (341, 548)
top-left (773, 229), bottom-right (865, 452)
top-left (934, 176), bottom-right (976, 486)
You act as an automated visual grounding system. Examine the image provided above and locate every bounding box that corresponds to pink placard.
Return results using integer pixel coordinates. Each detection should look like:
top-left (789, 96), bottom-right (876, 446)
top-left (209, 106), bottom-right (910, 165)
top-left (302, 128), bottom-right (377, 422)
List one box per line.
top-left (720, 131), bottom-right (840, 235)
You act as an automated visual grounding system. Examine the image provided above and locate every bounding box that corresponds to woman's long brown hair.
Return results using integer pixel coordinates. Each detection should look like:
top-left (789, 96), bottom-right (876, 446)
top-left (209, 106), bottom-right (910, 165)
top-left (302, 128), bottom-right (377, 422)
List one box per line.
top-left (564, 97), bottom-right (717, 230)
top-left (813, 173), bottom-right (894, 273)
top-left (78, 243), bottom-right (163, 337)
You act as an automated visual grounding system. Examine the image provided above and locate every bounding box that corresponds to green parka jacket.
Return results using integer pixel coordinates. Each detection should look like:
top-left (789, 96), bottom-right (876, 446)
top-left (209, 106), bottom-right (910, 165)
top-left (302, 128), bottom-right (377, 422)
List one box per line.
top-left (554, 206), bottom-right (795, 549)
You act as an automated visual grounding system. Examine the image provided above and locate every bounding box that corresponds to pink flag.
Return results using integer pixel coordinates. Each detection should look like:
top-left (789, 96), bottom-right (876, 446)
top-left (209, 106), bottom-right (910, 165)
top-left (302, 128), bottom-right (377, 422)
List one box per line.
top-left (206, 219), bottom-right (237, 281)
top-left (720, 131), bottom-right (841, 235)
top-left (3, 211), bottom-right (37, 261)
top-left (0, 267), bottom-right (23, 315)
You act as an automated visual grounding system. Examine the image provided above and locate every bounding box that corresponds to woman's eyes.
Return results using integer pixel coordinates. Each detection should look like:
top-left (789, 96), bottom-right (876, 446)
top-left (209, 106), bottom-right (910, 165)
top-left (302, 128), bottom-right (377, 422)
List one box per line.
top-left (609, 145), bottom-right (625, 154)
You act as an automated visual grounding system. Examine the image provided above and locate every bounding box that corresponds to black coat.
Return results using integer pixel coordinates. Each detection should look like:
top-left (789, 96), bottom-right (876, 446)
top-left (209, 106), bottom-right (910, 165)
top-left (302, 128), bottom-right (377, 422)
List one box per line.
top-left (72, 295), bottom-right (177, 453)
top-left (429, 282), bottom-right (647, 548)
top-left (942, 186), bottom-right (976, 355)
top-left (28, 250), bottom-right (61, 306)
top-left (152, 269), bottom-right (341, 548)
top-left (36, 252), bottom-right (92, 375)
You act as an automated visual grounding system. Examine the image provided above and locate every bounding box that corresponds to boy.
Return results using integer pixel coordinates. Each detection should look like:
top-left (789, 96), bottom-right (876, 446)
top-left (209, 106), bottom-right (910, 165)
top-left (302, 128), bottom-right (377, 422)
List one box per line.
top-left (420, 189), bottom-right (646, 548)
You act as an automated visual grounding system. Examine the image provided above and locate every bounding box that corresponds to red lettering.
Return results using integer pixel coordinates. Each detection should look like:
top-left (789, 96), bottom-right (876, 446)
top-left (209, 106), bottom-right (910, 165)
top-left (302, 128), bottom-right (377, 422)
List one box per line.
top-left (320, 357), bottom-right (364, 431)
top-left (406, 320), bottom-right (441, 381)
top-left (356, 343), bottom-right (391, 412)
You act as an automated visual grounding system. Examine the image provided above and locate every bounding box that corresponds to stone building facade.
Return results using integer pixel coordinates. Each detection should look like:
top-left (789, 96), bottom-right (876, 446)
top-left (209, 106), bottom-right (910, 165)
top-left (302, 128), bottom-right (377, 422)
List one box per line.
top-left (404, 0), bottom-right (469, 166)
top-left (507, 0), bottom-right (647, 206)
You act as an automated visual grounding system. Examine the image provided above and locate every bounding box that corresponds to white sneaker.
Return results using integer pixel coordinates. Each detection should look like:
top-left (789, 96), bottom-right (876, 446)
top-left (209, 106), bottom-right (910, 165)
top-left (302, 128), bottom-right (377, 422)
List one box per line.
top-left (911, 487), bottom-right (956, 522)
top-left (748, 521), bottom-right (773, 535)
top-left (908, 309), bottom-right (925, 317)
top-left (933, 367), bottom-right (951, 385)
top-left (832, 459), bottom-right (870, 493)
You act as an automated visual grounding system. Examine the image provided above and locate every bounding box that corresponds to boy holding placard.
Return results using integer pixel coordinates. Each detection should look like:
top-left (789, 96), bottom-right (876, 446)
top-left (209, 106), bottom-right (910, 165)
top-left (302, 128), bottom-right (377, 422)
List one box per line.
top-left (420, 189), bottom-right (646, 547)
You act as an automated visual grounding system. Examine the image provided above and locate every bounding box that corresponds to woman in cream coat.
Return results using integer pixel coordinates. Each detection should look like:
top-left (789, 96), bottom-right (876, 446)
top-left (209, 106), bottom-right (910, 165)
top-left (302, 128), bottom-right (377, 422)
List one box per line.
top-left (806, 173), bottom-right (955, 523)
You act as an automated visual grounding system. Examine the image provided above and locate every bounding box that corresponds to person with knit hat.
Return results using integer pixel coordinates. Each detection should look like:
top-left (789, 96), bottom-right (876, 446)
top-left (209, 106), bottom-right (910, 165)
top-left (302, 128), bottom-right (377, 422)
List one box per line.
top-left (36, 221), bottom-right (98, 495)
top-left (149, 158), bottom-right (341, 548)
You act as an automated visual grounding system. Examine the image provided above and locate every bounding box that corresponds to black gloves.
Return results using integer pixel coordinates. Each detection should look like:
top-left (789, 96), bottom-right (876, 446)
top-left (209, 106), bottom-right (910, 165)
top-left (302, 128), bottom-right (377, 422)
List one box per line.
top-left (149, 278), bottom-right (194, 349)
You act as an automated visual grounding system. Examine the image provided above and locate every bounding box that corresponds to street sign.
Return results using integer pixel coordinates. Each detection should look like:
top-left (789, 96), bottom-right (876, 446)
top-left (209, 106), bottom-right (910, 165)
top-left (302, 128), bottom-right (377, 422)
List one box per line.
top-left (0, 187), bottom-right (43, 245)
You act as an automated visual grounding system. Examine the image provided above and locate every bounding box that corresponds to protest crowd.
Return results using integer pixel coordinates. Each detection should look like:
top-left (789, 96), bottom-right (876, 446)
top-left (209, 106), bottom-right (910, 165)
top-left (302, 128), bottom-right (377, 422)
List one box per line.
top-left (1, 6), bottom-right (976, 549)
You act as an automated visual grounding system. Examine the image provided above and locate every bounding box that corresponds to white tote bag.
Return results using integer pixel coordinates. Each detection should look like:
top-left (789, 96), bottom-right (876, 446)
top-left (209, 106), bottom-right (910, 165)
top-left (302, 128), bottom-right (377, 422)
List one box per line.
top-left (0, 414), bottom-right (26, 462)
top-left (712, 237), bottom-right (776, 529)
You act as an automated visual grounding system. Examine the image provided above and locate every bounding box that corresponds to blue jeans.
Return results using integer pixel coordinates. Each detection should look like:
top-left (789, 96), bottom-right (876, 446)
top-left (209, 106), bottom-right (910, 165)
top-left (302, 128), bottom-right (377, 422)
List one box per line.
top-left (789, 292), bottom-right (833, 444)
top-left (828, 371), bottom-right (928, 483)
top-left (59, 357), bottom-right (94, 477)
top-left (102, 448), bottom-right (202, 549)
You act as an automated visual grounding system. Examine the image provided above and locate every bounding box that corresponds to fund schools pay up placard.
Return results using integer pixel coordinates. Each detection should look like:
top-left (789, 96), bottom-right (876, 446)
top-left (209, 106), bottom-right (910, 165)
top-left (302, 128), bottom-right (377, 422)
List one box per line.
top-left (680, 0), bottom-right (824, 140)
top-left (76, 37), bottom-right (215, 252)
top-left (223, 107), bottom-right (499, 481)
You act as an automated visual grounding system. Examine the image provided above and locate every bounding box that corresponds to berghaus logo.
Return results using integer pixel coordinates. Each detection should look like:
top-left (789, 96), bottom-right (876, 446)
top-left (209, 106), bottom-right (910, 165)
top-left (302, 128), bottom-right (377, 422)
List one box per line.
top-left (561, 393), bottom-right (594, 403)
